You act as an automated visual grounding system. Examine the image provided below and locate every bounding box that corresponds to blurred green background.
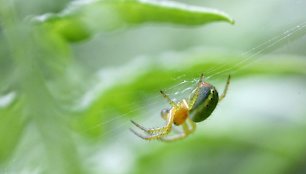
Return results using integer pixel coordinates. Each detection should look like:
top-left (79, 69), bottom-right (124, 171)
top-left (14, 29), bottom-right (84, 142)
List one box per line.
top-left (1, 0), bottom-right (306, 174)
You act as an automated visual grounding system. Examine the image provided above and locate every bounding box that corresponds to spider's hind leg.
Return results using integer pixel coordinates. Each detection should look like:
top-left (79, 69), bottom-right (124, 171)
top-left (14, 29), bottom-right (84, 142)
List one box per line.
top-left (161, 118), bottom-right (196, 142)
top-left (219, 75), bottom-right (231, 102)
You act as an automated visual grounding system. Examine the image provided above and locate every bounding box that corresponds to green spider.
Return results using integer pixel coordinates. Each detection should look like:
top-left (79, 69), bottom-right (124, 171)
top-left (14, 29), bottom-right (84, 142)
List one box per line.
top-left (130, 74), bottom-right (231, 142)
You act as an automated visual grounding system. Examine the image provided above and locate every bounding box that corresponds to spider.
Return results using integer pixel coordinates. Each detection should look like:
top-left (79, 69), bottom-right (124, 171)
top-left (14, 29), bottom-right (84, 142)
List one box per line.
top-left (130, 74), bottom-right (231, 142)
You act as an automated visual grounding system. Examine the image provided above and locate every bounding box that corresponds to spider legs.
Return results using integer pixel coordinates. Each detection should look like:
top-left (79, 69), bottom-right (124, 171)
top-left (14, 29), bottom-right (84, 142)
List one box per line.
top-left (219, 75), bottom-right (231, 102)
top-left (160, 90), bottom-right (176, 107)
top-left (130, 120), bottom-right (169, 134)
top-left (130, 116), bottom-right (196, 141)
top-left (188, 73), bottom-right (204, 109)
top-left (130, 90), bottom-right (179, 140)
top-left (130, 109), bottom-right (175, 140)
top-left (130, 79), bottom-right (200, 141)
top-left (161, 118), bottom-right (196, 142)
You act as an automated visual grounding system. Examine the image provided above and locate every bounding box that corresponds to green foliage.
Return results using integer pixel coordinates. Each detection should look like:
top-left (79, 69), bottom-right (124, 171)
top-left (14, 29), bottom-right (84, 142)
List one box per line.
top-left (39, 0), bottom-right (234, 42)
top-left (0, 100), bottom-right (25, 163)
top-left (132, 124), bottom-right (306, 174)
top-left (0, 0), bottom-right (235, 173)
top-left (1, 0), bottom-right (306, 174)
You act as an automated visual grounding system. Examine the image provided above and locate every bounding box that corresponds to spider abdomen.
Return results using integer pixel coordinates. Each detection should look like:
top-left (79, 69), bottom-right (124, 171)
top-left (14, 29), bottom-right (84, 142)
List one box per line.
top-left (189, 83), bottom-right (219, 122)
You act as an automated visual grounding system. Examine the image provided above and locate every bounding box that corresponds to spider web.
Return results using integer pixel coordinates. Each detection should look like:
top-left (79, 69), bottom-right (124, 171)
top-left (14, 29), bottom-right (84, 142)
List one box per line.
top-left (78, 20), bottom-right (306, 174)
top-left (82, 21), bottom-right (306, 143)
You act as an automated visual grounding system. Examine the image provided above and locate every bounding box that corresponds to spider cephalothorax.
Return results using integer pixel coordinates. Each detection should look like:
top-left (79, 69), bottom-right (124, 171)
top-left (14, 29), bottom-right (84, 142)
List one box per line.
top-left (130, 74), bottom-right (231, 142)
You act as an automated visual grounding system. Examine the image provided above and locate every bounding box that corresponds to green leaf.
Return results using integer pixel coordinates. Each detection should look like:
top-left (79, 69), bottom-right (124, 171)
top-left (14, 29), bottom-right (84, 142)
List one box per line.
top-left (0, 100), bottom-right (25, 163)
top-left (38, 0), bottom-right (234, 42)
top-left (131, 125), bottom-right (306, 174)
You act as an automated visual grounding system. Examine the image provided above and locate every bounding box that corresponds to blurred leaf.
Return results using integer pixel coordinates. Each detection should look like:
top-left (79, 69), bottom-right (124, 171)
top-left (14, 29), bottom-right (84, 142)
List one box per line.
top-left (38, 0), bottom-right (234, 42)
top-left (0, 100), bottom-right (25, 163)
top-left (0, 6), bottom-right (86, 173)
top-left (131, 124), bottom-right (306, 174)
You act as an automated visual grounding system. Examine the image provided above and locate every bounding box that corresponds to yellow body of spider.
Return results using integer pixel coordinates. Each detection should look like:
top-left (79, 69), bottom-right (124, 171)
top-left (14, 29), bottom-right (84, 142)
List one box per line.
top-left (130, 74), bottom-right (231, 142)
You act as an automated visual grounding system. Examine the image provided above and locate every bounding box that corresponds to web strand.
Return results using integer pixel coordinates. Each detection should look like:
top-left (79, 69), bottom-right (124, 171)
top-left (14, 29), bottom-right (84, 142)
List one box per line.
top-left (86, 21), bottom-right (306, 139)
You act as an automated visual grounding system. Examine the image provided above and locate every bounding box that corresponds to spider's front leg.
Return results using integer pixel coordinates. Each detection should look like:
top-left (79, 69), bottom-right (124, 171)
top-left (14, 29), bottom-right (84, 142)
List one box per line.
top-left (130, 109), bottom-right (176, 140)
top-left (130, 120), bottom-right (168, 134)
